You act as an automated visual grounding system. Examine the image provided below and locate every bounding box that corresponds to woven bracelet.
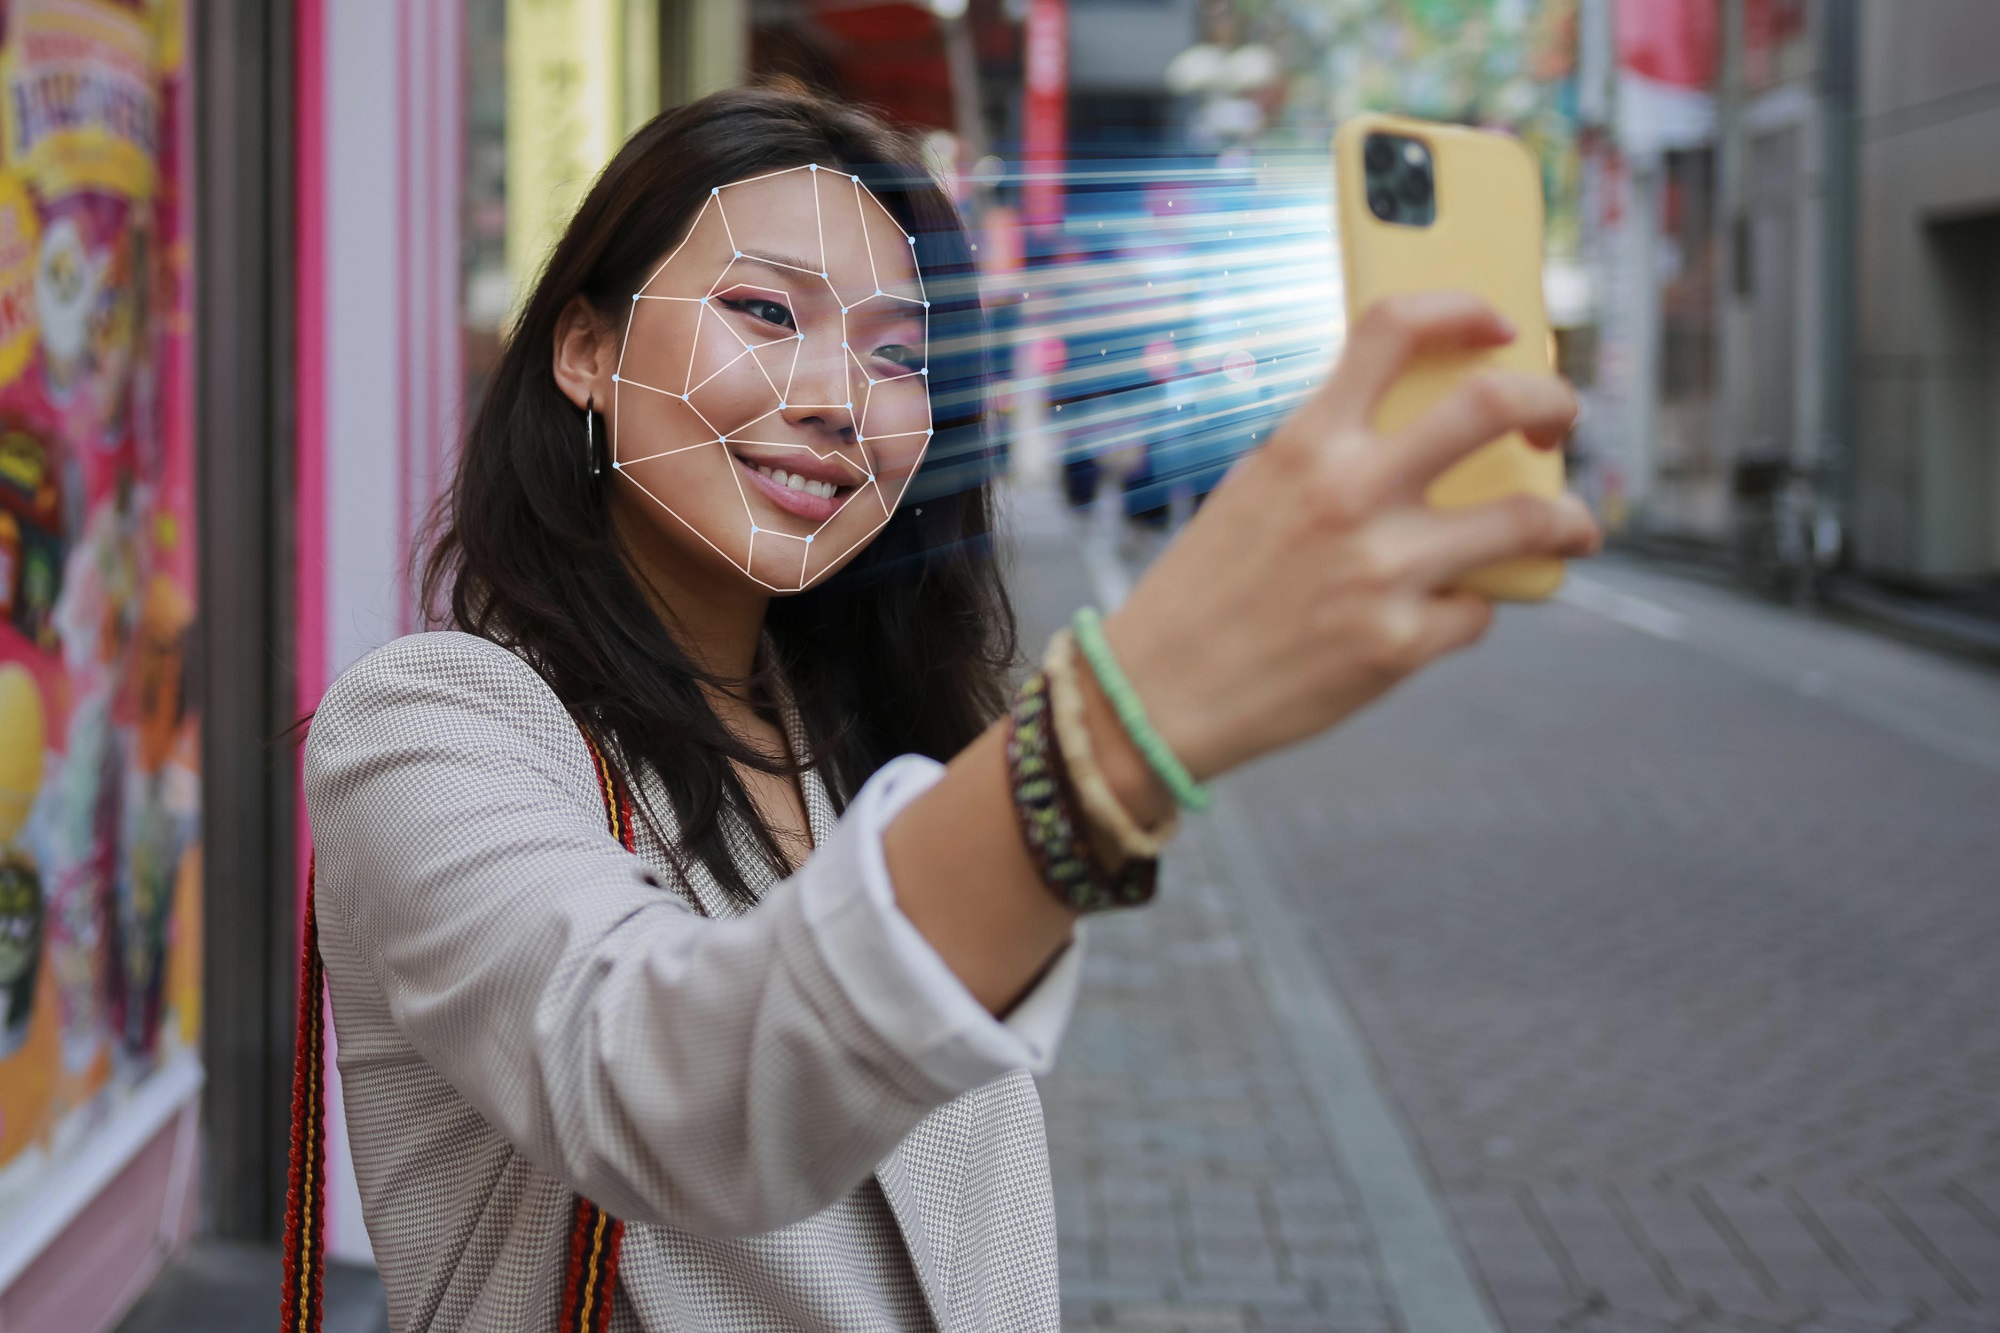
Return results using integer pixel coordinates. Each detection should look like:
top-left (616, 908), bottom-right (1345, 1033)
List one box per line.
top-left (1005, 669), bottom-right (1158, 914)
top-left (1044, 630), bottom-right (1179, 860)
top-left (1069, 607), bottom-right (1211, 812)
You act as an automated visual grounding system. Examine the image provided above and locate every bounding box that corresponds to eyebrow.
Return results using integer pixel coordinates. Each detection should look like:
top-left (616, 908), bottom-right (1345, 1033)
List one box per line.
top-left (733, 249), bottom-right (824, 277)
top-left (736, 248), bottom-right (921, 295)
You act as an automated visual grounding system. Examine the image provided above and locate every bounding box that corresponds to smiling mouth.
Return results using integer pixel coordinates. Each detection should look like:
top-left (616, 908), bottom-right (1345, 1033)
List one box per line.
top-left (732, 452), bottom-right (861, 523)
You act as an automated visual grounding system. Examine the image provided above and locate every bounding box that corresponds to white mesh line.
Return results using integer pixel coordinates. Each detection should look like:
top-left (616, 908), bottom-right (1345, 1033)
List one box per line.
top-left (702, 277), bottom-right (796, 302)
top-left (714, 191), bottom-right (738, 255)
top-left (683, 344), bottom-right (761, 398)
top-left (712, 253), bottom-right (827, 282)
top-left (845, 345), bottom-right (880, 389)
top-left (722, 435), bottom-right (867, 458)
top-left (606, 162), bottom-right (933, 591)
top-left (637, 194), bottom-right (717, 297)
top-left (613, 374), bottom-right (692, 400)
top-left (681, 302), bottom-right (715, 394)
top-left (856, 438), bottom-right (889, 519)
top-left (615, 438), bottom-right (728, 467)
top-left (696, 284), bottom-right (802, 404)
top-left (851, 175), bottom-right (881, 294)
top-left (622, 468), bottom-right (760, 571)
top-left (718, 164), bottom-right (817, 191)
top-left (774, 319), bottom-right (804, 406)
top-left (809, 164), bottom-right (826, 272)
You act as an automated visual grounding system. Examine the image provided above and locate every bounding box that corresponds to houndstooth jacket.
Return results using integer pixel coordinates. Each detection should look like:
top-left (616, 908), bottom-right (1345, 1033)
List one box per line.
top-left (304, 632), bottom-right (1084, 1332)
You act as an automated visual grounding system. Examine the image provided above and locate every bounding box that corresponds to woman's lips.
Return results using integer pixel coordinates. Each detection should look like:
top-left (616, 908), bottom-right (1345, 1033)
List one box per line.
top-left (734, 453), bottom-right (855, 524)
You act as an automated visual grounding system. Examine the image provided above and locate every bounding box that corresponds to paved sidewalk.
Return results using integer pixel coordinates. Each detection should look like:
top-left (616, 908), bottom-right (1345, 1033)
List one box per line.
top-left (1037, 826), bottom-right (1400, 1333)
top-left (1006, 484), bottom-right (1435, 1332)
top-left (1223, 557), bottom-right (2000, 1333)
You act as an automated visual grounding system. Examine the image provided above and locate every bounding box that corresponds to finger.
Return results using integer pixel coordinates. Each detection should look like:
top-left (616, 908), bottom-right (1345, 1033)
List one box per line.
top-left (1377, 370), bottom-right (1578, 501)
top-left (1415, 591), bottom-right (1497, 660)
top-left (1310, 292), bottom-right (1516, 435)
top-left (1384, 492), bottom-right (1601, 589)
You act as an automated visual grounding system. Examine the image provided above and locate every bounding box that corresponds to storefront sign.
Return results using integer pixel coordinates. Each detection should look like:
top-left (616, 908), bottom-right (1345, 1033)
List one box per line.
top-left (504, 0), bottom-right (628, 320)
top-left (1022, 0), bottom-right (1066, 234)
top-left (0, 0), bottom-right (163, 203)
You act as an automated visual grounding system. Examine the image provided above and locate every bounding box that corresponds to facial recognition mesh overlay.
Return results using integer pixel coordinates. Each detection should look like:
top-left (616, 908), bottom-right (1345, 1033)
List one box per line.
top-left (610, 163), bottom-right (936, 592)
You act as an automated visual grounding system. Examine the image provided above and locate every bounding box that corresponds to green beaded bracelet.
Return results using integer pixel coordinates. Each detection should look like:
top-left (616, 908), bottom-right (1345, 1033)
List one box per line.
top-left (1069, 607), bottom-right (1211, 812)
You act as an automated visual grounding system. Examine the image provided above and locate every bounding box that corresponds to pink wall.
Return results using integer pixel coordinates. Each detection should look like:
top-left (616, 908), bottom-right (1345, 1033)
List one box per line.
top-left (294, 0), bottom-right (466, 1267)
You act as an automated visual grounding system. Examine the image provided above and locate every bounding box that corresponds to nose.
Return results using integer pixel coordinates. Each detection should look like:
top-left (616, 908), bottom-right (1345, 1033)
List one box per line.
top-left (777, 327), bottom-right (854, 437)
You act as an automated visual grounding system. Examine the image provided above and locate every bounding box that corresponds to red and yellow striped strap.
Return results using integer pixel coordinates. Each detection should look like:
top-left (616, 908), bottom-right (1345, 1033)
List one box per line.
top-left (281, 724), bottom-right (635, 1332)
top-left (280, 857), bottom-right (327, 1333)
top-left (562, 728), bottom-right (631, 1330)
top-left (581, 729), bottom-right (638, 853)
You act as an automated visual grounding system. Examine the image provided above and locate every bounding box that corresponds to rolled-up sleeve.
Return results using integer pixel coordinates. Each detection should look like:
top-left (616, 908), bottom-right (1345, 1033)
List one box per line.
top-left (305, 635), bottom-right (1080, 1241)
top-left (802, 754), bottom-right (1084, 1089)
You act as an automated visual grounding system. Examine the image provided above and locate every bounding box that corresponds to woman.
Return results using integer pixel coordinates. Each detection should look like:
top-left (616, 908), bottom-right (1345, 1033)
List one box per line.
top-left (299, 86), bottom-right (1598, 1332)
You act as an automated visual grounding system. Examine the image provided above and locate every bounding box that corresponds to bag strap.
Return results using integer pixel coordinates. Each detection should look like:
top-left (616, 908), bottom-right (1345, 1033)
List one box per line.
top-left (282, 724), bottom-right (634, 1332)
top-left (280, 855), bottom-right (327, 1333)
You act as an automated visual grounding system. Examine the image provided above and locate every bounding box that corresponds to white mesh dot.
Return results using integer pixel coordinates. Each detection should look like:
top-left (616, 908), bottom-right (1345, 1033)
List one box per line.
top-left (608, 163), bottom-right (934, 592)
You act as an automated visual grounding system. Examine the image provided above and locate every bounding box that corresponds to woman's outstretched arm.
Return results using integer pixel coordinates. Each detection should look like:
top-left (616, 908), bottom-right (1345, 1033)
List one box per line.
top-left (886, 292), bottom-right (1599, 1013)
top-left (313, 293), bottom-right (1595, 1240)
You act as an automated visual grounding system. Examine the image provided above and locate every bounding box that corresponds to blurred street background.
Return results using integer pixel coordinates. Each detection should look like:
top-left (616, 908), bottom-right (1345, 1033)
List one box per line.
top-left (0, 1), bottom-right (1992, 1331)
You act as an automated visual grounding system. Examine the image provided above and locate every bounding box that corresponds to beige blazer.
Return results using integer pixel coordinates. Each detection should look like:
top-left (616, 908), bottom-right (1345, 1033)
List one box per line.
top-left (305, 632), bottom-right (1081, 1332)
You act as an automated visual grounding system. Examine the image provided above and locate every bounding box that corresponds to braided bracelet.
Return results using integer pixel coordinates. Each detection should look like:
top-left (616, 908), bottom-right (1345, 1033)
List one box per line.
top-left (1044, 629), bottom-right (1179, 861)
top-left (1005, 668), bottom-right (1158, 913)
top-left (1070, 607), bottom-right (1211, 812)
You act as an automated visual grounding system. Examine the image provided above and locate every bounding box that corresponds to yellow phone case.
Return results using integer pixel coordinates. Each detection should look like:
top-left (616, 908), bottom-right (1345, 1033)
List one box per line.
top-left (1335, 113), bottom-right (1565, 601)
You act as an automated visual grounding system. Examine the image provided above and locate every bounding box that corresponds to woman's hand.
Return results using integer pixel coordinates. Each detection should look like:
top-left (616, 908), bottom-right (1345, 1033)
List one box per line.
top-left (888, 291), bottom-right (1599, 1015)
top-left (1101, 291), bottom-right (1602, 798)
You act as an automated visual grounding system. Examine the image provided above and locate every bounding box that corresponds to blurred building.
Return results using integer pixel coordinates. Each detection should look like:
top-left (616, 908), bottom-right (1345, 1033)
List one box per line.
top-left (1581, 0), bottom-right (2000, 601)
top-left (1850, 2), bottom-right (2000, 587)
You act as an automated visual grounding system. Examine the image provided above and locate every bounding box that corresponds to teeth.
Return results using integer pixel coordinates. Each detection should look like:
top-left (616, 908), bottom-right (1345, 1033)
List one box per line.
top-left (755, 464), bottom-right (838, 500)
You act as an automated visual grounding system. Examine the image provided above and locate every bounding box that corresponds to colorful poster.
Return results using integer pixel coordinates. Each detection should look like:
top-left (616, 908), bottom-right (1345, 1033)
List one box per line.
top-left (0, 0), bottom-right (199, 1225)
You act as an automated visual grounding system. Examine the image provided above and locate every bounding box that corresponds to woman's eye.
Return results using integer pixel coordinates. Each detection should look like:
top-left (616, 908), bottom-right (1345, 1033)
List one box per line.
top-left (873, 344), bottom-right (922, 372)
top-left (722, 298), bottom-right (796, 331)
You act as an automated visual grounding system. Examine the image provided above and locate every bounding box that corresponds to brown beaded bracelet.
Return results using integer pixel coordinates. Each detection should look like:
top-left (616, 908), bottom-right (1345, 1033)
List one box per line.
top-left (1005, 667), bottom-right (1158, 913)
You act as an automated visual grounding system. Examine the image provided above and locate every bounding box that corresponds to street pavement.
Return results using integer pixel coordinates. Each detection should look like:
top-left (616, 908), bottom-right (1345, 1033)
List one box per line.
top-left (1016, 481), bottom-right (2000, 1332)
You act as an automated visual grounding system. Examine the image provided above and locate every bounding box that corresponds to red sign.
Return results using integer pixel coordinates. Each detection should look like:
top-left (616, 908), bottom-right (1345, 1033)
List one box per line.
top-left (1615, 0), bottom-right (1718, 91)
top-left (1022, 0), bottom-right (1066, 233)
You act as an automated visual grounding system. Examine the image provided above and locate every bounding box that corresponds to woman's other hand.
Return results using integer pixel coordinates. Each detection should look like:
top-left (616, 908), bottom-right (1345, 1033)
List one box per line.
top-left (1103, 291), bottom-right (1603, 792)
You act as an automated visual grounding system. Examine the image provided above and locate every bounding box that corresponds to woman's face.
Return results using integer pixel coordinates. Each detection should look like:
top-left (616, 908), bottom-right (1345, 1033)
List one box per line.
top-left (607, 166), bottom-right (932, 592)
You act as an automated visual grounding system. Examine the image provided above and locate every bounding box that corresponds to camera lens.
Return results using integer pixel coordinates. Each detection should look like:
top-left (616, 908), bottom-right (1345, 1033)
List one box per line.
top-left (1368, 187), bottom-right (1398, 221)
top-left (1364, 137), bottom-right (1396, 176)
top-left (1396, 168), bottom-right (1432, 208)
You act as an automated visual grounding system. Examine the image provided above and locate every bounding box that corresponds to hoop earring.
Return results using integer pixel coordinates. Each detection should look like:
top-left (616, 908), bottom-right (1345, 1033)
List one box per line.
top-left (585, 396), bottom-right (600, 476)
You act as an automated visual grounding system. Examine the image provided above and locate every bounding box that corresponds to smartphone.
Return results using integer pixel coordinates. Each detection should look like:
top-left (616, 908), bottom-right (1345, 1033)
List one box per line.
top-left (1335, 113), bottom-right (1566, 602)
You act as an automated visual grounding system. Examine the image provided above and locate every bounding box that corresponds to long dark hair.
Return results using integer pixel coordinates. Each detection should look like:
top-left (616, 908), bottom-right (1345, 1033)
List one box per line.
top-left (423, 85), bottom-right (1015, 905)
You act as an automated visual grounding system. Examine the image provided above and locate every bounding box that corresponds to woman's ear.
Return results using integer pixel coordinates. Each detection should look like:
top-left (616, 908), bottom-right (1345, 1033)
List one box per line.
top-left (553, 296), bottom-right (617, 411)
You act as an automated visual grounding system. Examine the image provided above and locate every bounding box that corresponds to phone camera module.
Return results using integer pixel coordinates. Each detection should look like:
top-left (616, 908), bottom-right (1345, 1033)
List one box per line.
top-left (1360, 132), bottom-right (1436, 228)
